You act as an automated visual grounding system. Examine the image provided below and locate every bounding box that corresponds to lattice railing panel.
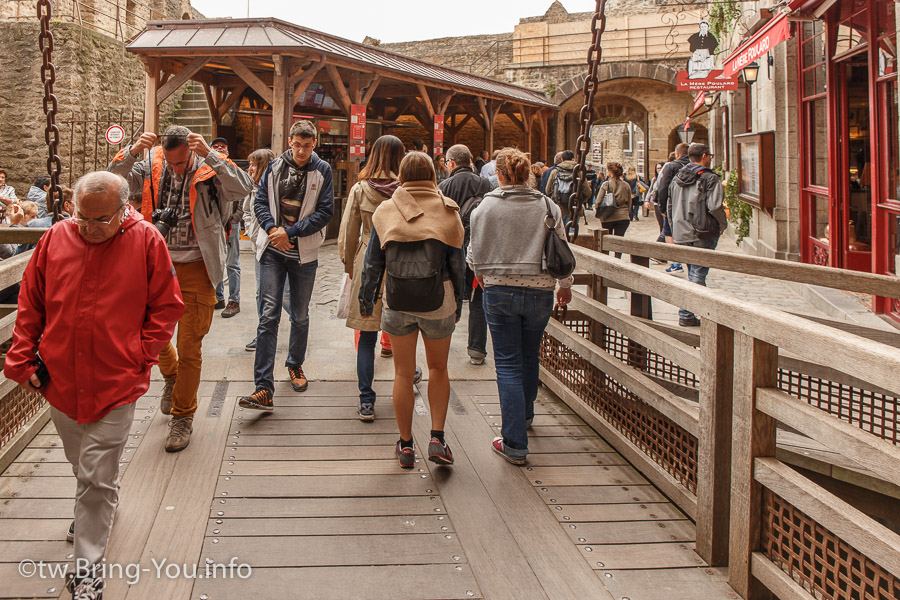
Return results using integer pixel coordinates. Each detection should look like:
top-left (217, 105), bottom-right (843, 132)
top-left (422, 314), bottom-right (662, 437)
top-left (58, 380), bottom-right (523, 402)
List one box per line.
top-left (0, 384), bottom-right (46, 451)
top-left (761, 489), bottom-right (900, 600)
top-left (541, 325), bottom-right (698, 493)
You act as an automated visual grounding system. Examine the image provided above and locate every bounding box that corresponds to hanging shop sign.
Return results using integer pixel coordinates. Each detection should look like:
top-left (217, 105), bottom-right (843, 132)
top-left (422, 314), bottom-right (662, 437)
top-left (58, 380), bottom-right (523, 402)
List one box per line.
top-left (693, 92), bottom-right (706, 112)
top-left (677, 70), bottom-right (739, 91)
top-left (349, 104), bottom-right (366, 162)
top-left (722, 11), bottom-right (791, 79)
top-left (433, 114), bottom-right (445, 156)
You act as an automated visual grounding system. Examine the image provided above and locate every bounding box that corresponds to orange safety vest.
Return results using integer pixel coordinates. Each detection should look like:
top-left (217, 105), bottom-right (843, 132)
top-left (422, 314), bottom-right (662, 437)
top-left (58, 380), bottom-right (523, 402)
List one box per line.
top-left (114, 146), bottom-right (218, 231)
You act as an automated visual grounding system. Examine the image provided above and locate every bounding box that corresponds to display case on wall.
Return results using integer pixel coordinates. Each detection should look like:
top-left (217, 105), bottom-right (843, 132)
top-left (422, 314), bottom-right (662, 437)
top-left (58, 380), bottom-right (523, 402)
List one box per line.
top-left (735, 131), bottom-right (776, 214)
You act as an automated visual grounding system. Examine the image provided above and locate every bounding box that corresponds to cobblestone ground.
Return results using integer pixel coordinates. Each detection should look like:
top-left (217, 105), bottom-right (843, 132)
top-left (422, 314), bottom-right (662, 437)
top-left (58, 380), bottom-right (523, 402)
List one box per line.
top-left (163, 215), bottom-right (850, 386)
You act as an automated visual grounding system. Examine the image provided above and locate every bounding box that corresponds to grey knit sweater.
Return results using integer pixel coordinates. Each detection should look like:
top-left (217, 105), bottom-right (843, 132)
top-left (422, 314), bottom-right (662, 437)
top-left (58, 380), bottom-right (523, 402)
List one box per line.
top-left (468, 185), bottom-right (565, 276)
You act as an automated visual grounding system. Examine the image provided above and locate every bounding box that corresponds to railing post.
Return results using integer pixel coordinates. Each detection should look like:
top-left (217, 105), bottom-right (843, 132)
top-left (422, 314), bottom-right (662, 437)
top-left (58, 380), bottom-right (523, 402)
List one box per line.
top-left (729, 332), bottom-right (778, 599)
top-left (696, 320), bottom-right (734, 566)
top-left (628, 252), bottom-right (652, 370)
top-left (589, 228), bottom-right (607, 349)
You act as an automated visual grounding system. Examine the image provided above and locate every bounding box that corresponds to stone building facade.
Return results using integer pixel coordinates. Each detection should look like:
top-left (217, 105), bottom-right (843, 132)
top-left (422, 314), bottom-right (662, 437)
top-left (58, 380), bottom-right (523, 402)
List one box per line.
top-left (0, 0), bottom-right (198, 195)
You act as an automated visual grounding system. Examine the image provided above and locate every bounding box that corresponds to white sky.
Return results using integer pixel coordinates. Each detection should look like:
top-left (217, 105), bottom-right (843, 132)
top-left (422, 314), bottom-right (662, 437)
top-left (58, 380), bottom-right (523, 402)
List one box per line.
top-left (189, 0), bottom-right (600, 44)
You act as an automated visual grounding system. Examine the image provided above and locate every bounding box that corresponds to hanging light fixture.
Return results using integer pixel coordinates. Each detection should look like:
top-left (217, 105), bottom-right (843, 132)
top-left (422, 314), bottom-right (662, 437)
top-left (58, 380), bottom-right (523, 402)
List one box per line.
top-left (678, 121), bottom-right (695, 144)
top-left (743, 61), bottom-right (761, 85)
top-left (704, 92), bottom-right (716, 107)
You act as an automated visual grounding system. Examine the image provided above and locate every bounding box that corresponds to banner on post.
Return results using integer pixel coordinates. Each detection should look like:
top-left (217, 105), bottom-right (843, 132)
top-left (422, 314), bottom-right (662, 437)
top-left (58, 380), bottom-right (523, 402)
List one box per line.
top-left (433, 114), bottom-right (445, 156)
top-left (349, 104), bottom-right (366, 162)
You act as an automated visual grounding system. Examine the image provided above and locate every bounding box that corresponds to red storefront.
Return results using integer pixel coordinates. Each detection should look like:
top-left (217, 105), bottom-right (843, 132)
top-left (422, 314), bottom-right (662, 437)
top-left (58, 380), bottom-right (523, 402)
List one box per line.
top-left (794, 0), bottom-right (900, 319)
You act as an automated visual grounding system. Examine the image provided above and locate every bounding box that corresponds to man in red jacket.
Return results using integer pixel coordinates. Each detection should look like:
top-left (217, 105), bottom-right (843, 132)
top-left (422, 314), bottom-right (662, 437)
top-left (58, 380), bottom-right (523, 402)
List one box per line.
top-left (4, 171), bottom-right (184, 599)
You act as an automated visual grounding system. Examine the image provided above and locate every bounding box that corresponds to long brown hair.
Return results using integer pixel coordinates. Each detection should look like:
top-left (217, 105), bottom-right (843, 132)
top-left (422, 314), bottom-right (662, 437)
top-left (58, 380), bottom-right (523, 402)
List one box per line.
top-left (248, 149), bottom-right (275, 185)
top-left (607, 162), bottom-right (624, 181)
top-left (358, 135), bottom-right (405, 182)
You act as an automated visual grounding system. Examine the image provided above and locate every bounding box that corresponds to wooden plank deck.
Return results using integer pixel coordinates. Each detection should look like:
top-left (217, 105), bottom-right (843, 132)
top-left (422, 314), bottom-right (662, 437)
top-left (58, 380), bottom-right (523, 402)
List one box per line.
top-left (0, 378), bottom-right (736, 599)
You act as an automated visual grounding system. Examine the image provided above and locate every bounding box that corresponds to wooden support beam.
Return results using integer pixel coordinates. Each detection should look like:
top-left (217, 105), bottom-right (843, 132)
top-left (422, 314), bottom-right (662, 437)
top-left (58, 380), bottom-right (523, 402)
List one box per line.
top-left (360, 74), bottom-right (382, 106)
top-left (143, 58), bottom-right (159, 136)
top-left (224, 56), bottom-right (273, 106)
top-left (437, 91), bottom-right (455, 116)
top-left (695, 320), bottom-right (734, 567)
top-left (287, 58), bottom-right (313, 85)
top-left (416, 83), bottom-right (436, 119)
top-left (504, 110), bottom-right (526, 133)
top-left (202, 83), bottom-right (219, 138)
top-left (729, 333), bottom-right (778, 600)
top-left (217, 84), bottom-right (247, 121)
top-left (446, 114), bottom-right (472, 136)
top-left (157, 56), bottom-right (211, 105)
top-left (272, 55), bottom-right (289, 153)
top-left (325, 64), bottom-right (353, 116)
top-left (291, 56), bottom-right (327, 106)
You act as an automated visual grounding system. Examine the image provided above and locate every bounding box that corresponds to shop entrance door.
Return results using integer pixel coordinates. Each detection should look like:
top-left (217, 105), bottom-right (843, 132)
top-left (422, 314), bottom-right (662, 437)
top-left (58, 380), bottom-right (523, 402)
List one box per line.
top-left (834, 57), bottom-right (874, 272)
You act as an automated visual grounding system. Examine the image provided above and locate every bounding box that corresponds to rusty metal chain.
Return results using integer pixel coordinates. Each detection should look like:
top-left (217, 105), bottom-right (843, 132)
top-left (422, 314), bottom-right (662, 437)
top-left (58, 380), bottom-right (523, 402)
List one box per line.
top-left (38, 0), bottom-right (63, 223)
top-left (567, 0), bottom-right (608, 242)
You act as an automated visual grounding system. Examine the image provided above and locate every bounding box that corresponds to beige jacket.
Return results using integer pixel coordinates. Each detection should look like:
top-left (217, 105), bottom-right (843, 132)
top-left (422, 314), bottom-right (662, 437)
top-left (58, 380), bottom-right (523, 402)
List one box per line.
top-left (338, 181), bottom-right (392, 331)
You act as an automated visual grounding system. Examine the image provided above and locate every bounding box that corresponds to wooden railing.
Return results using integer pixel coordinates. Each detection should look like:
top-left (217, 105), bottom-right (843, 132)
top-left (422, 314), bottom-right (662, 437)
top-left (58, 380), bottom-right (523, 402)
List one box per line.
top-left (539, 230), bottom-right (900, 599)
top-left (0, 228), bottom-right (50, 473)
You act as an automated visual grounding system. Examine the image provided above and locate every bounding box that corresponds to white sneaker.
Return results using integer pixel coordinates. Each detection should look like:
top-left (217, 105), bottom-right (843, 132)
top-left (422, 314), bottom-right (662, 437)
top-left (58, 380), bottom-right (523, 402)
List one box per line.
top-left (469, 356), bottom-right (485, 365)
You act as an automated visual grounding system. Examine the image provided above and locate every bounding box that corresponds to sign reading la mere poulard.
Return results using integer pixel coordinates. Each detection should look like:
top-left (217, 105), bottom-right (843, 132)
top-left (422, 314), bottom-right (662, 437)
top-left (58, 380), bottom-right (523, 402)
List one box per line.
top-left (676, 20), bottom-right (738, 92)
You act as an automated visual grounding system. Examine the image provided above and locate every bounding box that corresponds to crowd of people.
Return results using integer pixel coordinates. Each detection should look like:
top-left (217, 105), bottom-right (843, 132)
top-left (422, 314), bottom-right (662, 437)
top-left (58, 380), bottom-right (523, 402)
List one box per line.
top-left (0, 120), bottom-right (726, 598)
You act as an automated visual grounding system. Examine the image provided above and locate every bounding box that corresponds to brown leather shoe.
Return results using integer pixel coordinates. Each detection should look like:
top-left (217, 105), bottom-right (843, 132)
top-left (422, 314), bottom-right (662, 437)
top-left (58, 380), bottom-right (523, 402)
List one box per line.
top-left (165, 417), bottom-right (193, 452)
top-left (288, 366), bottom-right (308, 392)
top-left (222, 301), bottom-right (240, 318)
top-left (160, 376), bottom-right (176, 415)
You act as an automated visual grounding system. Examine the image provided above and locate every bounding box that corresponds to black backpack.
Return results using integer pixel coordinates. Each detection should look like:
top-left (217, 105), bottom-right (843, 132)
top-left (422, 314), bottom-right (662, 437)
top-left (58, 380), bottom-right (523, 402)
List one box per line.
top-left (383, 239), bottom-right (445, 313)
top-left (549, 167), bottom-right (575, 206)
top-left (459, 193), bottom-right (484, 249)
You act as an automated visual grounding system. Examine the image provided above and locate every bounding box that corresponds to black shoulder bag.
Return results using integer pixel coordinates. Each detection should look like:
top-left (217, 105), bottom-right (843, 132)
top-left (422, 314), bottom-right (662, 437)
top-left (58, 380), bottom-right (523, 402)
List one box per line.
top-left (542, 197), bottom-right (576, 279)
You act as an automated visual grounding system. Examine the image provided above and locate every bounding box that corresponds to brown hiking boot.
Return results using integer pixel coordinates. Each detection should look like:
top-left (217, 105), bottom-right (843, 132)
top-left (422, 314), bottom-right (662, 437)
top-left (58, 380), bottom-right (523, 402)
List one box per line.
top-left (165, 417), bottom-right (193, 452)
top-left (222, 301), bottom-right (240, 318)
top-left (288, 366), bottom-right (308, 392)
top-left (160, 376), bottom-right (176, 415)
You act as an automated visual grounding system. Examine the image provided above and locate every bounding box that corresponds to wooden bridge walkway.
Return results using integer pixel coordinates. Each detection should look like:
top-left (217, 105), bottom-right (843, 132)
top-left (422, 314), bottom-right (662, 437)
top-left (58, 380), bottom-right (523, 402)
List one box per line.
top-left (0, 376), bottom-right (737, 600)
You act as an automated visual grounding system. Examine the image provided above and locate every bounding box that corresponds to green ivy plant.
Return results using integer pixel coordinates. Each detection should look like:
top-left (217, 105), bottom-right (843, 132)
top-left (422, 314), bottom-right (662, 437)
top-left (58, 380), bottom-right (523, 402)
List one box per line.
top-left (715, 167), bottom-right (752, 244)
top-left (546, 82), bottom-right (556, 97)
top-left (708, 0), bottom-right (742, 42)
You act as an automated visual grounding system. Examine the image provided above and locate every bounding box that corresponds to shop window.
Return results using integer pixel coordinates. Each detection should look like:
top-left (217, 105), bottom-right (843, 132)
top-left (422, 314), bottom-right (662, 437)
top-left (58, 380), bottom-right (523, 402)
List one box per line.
top-left (889, 212), bottom-right (900, 276)
top-left (886, 80), bottom-right (900, 202)
top-left (810, 194), bottom-right (830, 241)
top-left (808, 98), bottom-right (829, 188)
top-left (834, 1), bottom-right (869, 58)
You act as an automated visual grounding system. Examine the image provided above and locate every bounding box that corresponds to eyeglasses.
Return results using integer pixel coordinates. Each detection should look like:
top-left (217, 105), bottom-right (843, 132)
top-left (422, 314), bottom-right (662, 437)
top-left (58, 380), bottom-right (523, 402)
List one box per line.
top-left (290, 140), bottom-right (316, 150)
top-left (73, 205), bottom-right (123, 227)
top-left (211, 144), bottom-right (227, 151)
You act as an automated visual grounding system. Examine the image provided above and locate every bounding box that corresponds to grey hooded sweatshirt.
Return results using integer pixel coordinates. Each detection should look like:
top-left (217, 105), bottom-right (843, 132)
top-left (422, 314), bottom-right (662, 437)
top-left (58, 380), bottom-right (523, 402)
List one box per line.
top-left (667, 162), bottom-right (727, 244)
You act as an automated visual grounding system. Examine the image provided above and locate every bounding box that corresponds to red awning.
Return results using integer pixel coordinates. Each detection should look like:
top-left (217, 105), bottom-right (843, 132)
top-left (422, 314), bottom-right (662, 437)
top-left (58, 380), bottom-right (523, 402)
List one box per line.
top-left (788, 0), bottom-right (829, 13)
top-left (722, 11), bottom-right (792, 78)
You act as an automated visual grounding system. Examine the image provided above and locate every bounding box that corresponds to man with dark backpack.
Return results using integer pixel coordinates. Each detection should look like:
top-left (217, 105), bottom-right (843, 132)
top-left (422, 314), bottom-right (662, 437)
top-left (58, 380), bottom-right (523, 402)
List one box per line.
top-left (439, 144), bottom-right (494, 365)
top-left (545, 150), bottom-right (592, 226)
top-left (668, 143), bottom-right (727, 327)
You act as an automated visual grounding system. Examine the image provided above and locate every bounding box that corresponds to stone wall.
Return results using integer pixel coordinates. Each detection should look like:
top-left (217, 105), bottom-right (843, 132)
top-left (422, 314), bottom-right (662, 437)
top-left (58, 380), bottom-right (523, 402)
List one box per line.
top-left (0, 21), bottom-right (180, 194)
top-left (377, 32), bottom-right (513, 74)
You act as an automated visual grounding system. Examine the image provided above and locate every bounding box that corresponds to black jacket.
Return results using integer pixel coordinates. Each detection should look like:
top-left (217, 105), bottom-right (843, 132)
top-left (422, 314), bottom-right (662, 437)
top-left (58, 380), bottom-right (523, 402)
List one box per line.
top-left (438, 167), bottom-right (493, 208)
top-left (655, 154), bottom-right (689, 217)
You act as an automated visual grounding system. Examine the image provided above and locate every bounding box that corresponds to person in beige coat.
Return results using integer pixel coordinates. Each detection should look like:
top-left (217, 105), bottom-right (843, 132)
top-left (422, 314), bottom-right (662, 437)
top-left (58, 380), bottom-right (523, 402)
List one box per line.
top-left (338, 135), bottom-right (406, 421)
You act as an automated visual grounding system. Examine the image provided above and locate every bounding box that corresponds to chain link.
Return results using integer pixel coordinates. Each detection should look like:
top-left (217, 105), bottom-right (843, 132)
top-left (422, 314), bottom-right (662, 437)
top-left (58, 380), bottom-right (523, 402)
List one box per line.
top-left (567, 0), bottom-right (608, 242)
top-left (38, 0), bottom-right (63, 223)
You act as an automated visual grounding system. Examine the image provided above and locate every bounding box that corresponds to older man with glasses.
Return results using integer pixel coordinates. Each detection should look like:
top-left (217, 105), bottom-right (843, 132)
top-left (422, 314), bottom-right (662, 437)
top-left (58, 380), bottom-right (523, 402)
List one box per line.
top-left (109, 125), bottom-right (252, 452)
top-left (4, 171), bottom-right (184, 598)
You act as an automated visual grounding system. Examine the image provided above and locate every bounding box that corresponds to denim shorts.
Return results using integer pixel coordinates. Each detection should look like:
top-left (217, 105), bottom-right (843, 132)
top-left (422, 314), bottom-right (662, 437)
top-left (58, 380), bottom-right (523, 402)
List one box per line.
top-left (381, 306), bottom-right (456, 340)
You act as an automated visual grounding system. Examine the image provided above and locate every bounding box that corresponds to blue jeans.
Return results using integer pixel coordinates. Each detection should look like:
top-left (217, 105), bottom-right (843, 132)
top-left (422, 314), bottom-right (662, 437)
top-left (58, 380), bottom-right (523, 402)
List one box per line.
top-left (468, 284), bottom-right (487, 359)
top-left (254, 256), bottom-right (293, 320)
top-left (357, 330), bottom-right (377, 404)
top-left (483, 286), bottom-right (554, 460)
top-left (254, 248), bottom-right (317, 392)
top-left (216, 224), bottom-right (241, 303)
top-left (678, 238), bottom-right (718, 320)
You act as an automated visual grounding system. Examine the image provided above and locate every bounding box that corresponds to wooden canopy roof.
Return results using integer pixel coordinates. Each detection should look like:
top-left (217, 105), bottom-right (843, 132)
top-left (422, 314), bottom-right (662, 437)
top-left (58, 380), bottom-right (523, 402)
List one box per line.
top-left (128, 18), bottom-right (555, 109)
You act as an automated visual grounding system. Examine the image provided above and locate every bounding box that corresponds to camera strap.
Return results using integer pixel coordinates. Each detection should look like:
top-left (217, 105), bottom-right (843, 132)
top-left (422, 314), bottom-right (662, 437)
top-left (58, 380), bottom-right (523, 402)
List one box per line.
top-left (160, 151), bottom-right (193, 214)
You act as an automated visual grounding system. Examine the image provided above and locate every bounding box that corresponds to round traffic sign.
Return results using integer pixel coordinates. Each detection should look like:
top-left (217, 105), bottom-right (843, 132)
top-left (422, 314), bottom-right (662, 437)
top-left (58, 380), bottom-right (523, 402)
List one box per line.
top-left (106, 125), bottom-right (125, 145)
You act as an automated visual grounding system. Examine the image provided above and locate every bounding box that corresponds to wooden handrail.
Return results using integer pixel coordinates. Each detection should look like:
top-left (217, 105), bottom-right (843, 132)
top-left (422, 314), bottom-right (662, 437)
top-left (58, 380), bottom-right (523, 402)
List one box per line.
top-left (600, 235), bottom-right (900, 299)
top-left (0, 250), bottom-right (34, 292)
top-left (0, 228), bottom-right (49, 245)
top-left (571, 245), bottom-right (900, 397)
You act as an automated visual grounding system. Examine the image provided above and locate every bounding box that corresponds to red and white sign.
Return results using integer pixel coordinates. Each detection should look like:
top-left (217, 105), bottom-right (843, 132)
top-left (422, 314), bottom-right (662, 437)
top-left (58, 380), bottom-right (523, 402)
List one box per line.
top-left (722, 11), bottom-right (791, 78)
top-left (349, 104), bottom-right (366, 162)
top-left (105, 125), bottom-right (125, 145)
top-left (433, 114), bottom-right (445, 156)
top-left (677, 70), bottom-right (739, 92)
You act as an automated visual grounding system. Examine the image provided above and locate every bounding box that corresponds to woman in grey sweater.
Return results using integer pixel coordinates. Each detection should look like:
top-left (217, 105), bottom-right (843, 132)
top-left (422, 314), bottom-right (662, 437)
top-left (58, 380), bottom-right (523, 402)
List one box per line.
top-left (468, 148), bottom-right (573, 465)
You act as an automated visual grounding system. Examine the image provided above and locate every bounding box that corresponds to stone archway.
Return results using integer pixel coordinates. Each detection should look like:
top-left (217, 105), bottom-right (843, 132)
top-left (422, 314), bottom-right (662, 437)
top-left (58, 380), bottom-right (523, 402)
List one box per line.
top-left (554, 61), bottom-right (695, 178)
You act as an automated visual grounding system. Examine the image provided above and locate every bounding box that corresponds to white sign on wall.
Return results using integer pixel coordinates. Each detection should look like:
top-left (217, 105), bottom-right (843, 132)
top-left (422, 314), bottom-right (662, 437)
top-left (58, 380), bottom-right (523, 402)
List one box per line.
top-left (105, 125), bottom-right (125, 145)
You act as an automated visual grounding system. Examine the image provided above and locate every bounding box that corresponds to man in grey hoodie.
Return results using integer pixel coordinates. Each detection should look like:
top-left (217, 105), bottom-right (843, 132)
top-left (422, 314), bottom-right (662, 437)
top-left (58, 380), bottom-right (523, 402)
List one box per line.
top-left (667, 143), bottom-right (727, 327)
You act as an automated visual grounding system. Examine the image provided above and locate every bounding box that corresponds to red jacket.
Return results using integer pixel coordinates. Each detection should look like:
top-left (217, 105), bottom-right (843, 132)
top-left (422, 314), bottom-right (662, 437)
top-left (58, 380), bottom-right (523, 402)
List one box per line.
top-left (4, 209), bottom-right (184, 424)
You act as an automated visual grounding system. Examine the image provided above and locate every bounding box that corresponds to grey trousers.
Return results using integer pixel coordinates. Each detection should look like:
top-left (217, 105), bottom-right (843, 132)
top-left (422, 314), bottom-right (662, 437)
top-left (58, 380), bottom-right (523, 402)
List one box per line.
top-left (51, 402), bottom-right (135, 567)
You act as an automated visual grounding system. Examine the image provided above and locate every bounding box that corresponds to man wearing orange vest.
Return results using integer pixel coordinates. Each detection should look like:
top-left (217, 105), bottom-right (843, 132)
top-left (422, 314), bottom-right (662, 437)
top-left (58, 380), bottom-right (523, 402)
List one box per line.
top-left (109, 125), bottom-right (252, 452)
